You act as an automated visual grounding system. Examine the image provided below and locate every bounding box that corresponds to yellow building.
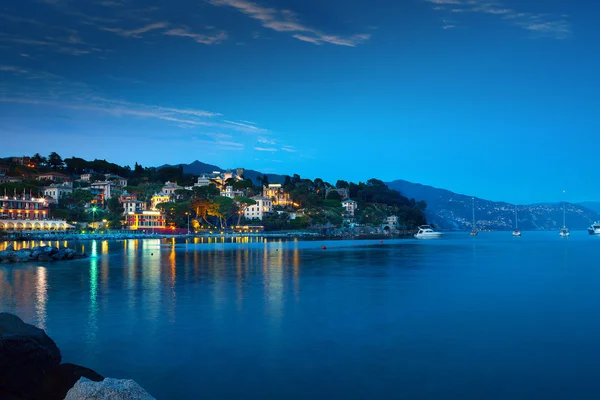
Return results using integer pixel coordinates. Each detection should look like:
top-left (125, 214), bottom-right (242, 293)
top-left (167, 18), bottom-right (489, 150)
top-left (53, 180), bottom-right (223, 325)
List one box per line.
top-left (150, 193), bottom-right (170, 210)
top-left (125, 211), bottom-right (166, 231)
top-left (263, 184), bottom-right (293, 207)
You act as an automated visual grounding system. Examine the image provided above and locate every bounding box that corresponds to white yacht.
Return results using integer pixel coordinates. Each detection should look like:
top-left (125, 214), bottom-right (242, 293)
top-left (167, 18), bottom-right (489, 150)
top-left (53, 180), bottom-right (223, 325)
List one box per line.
top-left (415, 225), bottom-right (443, 239)
top-left (470, 198), bottom-right (478, 236)
top-left (512, 206), bottom-right (521, 237)
top-left (588, 222), bottom-right (600, 235)
top-left (559, 201), bottom-right (569, 238)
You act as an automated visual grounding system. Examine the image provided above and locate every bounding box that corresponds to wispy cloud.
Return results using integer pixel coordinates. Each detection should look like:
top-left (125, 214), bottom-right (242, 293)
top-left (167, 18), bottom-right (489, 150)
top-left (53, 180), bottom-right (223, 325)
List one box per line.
top-left (208, 0), bottom-right (371, 47)
top-left (254, 147), bottom-right (278, 152)
top-left (258, 137), bottom-right (276, 145)
top-left (164, 27), bottom-right (228, 45)
top-left (100, 22), bottom-right (168, 38)
top-left (427, 0), bottom-right (571, 39)
top-left (281, 146), bottom-right (297, 153)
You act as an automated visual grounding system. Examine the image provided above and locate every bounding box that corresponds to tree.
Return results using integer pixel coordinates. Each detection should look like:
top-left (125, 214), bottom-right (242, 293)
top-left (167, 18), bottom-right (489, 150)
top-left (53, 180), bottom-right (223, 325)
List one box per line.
top-left (326, 190), bottom-right (342, 201)
top-left (210, 196), bottom-right (236, 228)
top-left (234, 196), bottom-right (256, 226)
top-left (47, 152), bottom-right (64, 169)
top-left (31, 153), bottom-right (46, 166)
top-left (192, 185), bottom-right (220, 201)
top-left (106, 195), bottom-right (122, 214)
top-left (336, 180), bottom-right (349, 189)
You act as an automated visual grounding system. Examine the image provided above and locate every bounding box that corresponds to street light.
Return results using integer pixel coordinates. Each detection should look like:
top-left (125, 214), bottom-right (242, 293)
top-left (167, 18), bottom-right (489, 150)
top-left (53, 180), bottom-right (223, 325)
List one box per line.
top-left (185, 212), bottom-right (190, 235)
top-left (90, 206), bottom-right (98, 231)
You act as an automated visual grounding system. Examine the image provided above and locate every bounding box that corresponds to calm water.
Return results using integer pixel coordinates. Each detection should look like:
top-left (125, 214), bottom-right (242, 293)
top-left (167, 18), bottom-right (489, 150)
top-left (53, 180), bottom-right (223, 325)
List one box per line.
top-left (2, 232), bottom-right (600, 399)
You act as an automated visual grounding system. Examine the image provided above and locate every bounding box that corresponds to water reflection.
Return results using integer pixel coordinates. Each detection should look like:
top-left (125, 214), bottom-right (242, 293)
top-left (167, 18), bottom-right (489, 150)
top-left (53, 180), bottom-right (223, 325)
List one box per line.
top-left (35, 266), bottom-right (47, 330)
top-left (86, 241), bottom-right (99, 345)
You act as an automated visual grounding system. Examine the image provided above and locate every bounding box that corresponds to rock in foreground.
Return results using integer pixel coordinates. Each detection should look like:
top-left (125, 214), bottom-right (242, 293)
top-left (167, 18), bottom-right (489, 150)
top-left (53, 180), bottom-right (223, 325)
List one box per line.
top-left (0, 313), bottom-right (62, 398)
top-left (65, 378), bottom-right (156, 400)
top-left (0, 246), bottom-right (87, 264)
top-left (41, 363), bottom-right (104, 400)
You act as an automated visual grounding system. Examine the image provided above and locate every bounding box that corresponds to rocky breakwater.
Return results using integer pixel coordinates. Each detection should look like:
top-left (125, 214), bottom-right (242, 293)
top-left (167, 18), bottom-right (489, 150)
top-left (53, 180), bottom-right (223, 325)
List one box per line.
top-left (0, 244), bottom-right (87, 264)
top-left (0, 313), bottom-right (155, 399)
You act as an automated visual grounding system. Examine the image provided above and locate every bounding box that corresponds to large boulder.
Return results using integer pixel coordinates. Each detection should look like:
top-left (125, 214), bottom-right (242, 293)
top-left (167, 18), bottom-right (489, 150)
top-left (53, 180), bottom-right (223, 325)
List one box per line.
top-left (0, 250), bottom-right (11, 262)
top-left (64, 378), bottom-right (155, 400)
top-left (10, 250), bottom-right (32, 263)
top-left (0, 313), bottom-right (62, 398)
top-left (40, 363), bottom-right (104, 400)
top-left (51, 249), bottom-right (66, 261)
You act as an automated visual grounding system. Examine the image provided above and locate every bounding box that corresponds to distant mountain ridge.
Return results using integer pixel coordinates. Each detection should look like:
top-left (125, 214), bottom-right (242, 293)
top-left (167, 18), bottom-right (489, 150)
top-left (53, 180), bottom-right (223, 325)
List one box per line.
top-left (387, 179), bottom-right (600, 231)
top-left (159, 160), bottom-right (287, 185)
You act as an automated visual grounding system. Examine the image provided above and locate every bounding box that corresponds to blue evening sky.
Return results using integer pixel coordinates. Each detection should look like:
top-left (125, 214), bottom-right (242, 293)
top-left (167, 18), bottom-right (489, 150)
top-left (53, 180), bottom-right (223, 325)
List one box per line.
top-left (0, 0), bottom-right (598, 204)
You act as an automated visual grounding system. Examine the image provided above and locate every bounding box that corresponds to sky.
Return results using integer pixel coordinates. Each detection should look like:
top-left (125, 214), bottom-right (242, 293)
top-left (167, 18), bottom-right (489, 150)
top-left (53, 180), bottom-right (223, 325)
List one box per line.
top-left (0, 0), bottom-right (599, 204)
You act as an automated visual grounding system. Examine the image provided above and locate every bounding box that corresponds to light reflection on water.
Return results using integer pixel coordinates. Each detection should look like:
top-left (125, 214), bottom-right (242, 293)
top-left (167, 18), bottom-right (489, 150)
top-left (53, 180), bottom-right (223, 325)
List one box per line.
top-left (2, 233), bottom-right (600, 399)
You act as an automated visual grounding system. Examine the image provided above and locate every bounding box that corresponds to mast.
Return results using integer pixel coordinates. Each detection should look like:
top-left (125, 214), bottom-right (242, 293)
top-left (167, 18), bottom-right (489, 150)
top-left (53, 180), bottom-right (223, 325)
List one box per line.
top-left (515, 206), bottom-right (518, 230)
top-left (472, 198), bottom-right (475, 229)
top-left (563, 202), bottom-right (566, 228)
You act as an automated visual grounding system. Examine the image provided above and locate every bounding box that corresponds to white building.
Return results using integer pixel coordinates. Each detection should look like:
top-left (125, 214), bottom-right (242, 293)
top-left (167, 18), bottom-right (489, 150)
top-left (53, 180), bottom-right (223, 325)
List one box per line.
top-left (80, 173), bottom-right (92, 182)
top-left (91, 181), bottom-right (118, 201)
top-left (244, 196), bottom-right (272, 221)
top-left (220, 185), bottom-right (244, 199)
top-left (122, 200), bottom-right (146, 215)
top-left (342, 199), bottom-right (358, 216)
top-left (44, 182), bottom-right (73, 204)
top-left (162, 181), bottom-right (182, 196)
top-left (194, 174), bottom-right (212, 187)
top-left (382, 215), bottom-right (400, 232)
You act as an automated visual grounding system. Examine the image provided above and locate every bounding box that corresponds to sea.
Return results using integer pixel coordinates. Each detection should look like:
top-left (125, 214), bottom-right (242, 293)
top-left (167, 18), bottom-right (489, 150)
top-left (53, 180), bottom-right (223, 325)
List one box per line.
top-left (1, 232), bottom-right (600, 399)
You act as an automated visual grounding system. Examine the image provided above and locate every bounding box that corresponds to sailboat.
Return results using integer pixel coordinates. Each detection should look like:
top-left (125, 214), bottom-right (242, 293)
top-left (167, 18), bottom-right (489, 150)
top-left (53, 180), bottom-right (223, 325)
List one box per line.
top-left (512, 206), bottom-right (521, 237)
top-left (470, 198), bottom-right (478, 236)
top-left (559, 201), bottom-right (570, 237)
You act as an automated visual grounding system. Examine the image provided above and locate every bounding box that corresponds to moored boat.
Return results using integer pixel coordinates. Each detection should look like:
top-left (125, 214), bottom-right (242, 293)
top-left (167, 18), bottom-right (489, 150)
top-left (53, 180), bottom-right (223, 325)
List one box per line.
top-left (415, 225), bottom-right (443, 239)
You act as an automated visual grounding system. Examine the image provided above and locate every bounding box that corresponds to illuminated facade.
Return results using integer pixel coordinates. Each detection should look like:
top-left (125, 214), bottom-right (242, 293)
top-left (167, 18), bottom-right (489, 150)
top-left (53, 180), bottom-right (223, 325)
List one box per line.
top-left (244, 196), bottom-right (272, 220)
top-left (263, 184), bottom-right (293, 207)
top-left (123, 200), bottom-right (146, 215)
top-left (1, 194), bottom-right (49, 220)
top-left (220, 185), bottom-right (244, 199)
top-left (150, 193), bottom-right (170, 210)
top-left (126, 211), bottom-right (165, 231)
top-left (0, 194), bottom-right (72, 231)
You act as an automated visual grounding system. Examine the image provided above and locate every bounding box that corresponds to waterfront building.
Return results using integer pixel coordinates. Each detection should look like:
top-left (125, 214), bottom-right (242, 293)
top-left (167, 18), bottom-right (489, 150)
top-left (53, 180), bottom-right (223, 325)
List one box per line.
top-left (1, 193), bottom-right (49, 220)
top-left (150, 193), bottom-right (170, 210)
top-left (244, 196), bottom-right (272, 220)
top-left (342, 199), bottom-right (358, 216)
top-left (44, 182), bottom-right (73, 204)
top-left (125, 211), bottom-right (165, 231)
top-left (37, 172), bottom-right (70, 182)
top-left (382, 215), bottom-right (400, 233)
top-left (263, 183), bottom-right (293, 207)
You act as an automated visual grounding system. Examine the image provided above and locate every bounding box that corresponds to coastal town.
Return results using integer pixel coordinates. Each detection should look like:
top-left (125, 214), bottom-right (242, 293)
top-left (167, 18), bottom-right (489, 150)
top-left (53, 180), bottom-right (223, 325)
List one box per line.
top-left (0, 153), bottom-right (427, 238)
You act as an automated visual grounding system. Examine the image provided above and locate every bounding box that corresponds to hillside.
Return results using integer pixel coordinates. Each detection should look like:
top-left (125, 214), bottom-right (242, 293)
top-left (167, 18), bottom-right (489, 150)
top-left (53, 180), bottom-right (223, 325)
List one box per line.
top-left (159, 160), bottom-right (287, 184)
top-left (387, 179), bottom-right (600, 231)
